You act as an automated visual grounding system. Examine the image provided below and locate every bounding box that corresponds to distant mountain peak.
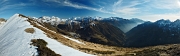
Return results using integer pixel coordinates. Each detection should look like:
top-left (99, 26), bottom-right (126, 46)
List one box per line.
top-left (155, 19), bottom-right (171, 23)
top-left (174, 19), bottom-right (180, 23)
top-left (126, 18), bottom-right (180, 47)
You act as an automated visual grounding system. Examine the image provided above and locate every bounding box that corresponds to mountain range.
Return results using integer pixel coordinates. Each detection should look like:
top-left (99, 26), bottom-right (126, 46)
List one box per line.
top-left (1, 14), bottom-right (180, 56)
top-left (126, 19), bottom-right (180, 47)
top-left (35, 16), bottom-right (144, 47)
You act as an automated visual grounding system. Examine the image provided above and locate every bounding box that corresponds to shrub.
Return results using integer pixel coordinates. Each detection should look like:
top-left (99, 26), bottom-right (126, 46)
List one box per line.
top-left (25, 28), bottom-right (35, 34)
top-left (0, 18), bottom-right (6, 21)
top-left (133, 48), bottom-right (160, 56)
top-left (31, 39), bottom-right (61, 56)
top-left (79, 48), bottom-right (115, 54)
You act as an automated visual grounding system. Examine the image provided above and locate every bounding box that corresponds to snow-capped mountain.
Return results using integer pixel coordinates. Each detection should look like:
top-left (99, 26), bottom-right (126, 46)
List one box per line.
top-left (35, 16), bottom-right (68, 26)
top-left (0, 14), bottom-right (93, 56)
top-left (126, 19), bottom-right (180, 47)
top-left (32, 16), bottom-right (144, 33)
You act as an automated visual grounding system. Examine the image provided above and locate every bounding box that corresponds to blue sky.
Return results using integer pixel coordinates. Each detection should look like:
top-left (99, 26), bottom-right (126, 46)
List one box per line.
top-left (0, 0), bottom-right (180, 21)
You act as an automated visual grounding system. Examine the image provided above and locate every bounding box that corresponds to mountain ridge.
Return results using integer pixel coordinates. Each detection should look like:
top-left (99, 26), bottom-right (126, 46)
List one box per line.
top-left (126, 19), bottom-right (180, 47)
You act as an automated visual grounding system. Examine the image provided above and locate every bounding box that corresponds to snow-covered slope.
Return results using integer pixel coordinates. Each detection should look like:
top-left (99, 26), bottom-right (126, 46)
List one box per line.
top-left (0, 14), bottom-right (38, 56)
top-left (0, 14), bottom-right (93, 56)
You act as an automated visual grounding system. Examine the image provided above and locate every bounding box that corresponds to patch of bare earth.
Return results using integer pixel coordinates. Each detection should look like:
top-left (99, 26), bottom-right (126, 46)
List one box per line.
top-left (24, 28), bottom-right (35, 34)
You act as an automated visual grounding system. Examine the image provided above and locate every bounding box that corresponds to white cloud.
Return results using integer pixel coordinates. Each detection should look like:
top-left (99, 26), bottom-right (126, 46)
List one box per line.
top-left (0, 3), bottom-right (26, 12)
top-left (112, 0), bottom-right (143, 15)
top-left (148, 0), bottom-right (180, 9)
top-left (111, 0), bottom-right (180, 21)
top-left (0, 0), bottom-right (8, 5)
top-left (138, 13), bottom-right (180, 22)
top-left (113, 0), bottom-right (123, 8)
top-left (41, 0), bottom-right (147, 16)
top-left (133, 0), bottom-right (180, 21)
top-left (0, 0), bottom-right (28, 12)
top-left (63, 0), bottom-right (115, 14)
top-left (116, 8), bottom-right (139, 15)
top-left (125, 1), bottom-right (141, 8)
top-left (41, 0), bottom-right (180, 22)
top-left (63, 1), bottom-right (94, 9)
top-left (42, 0), bottom-right (115, 14)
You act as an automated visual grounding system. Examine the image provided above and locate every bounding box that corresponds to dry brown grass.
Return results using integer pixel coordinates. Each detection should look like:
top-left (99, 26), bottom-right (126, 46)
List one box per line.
top-left (24, 28), bottom-right (35, 34)
top-left (79, 47), bottom-right (115, 54)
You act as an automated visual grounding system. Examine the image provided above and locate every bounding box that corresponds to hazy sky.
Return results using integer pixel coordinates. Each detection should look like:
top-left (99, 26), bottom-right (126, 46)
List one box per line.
top-left (0, 0), bottom-right (180, 21)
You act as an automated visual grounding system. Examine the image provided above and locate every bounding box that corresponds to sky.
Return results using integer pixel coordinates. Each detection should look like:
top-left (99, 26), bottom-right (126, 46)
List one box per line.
top-left (0, 0), bottom-right (180, 21)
